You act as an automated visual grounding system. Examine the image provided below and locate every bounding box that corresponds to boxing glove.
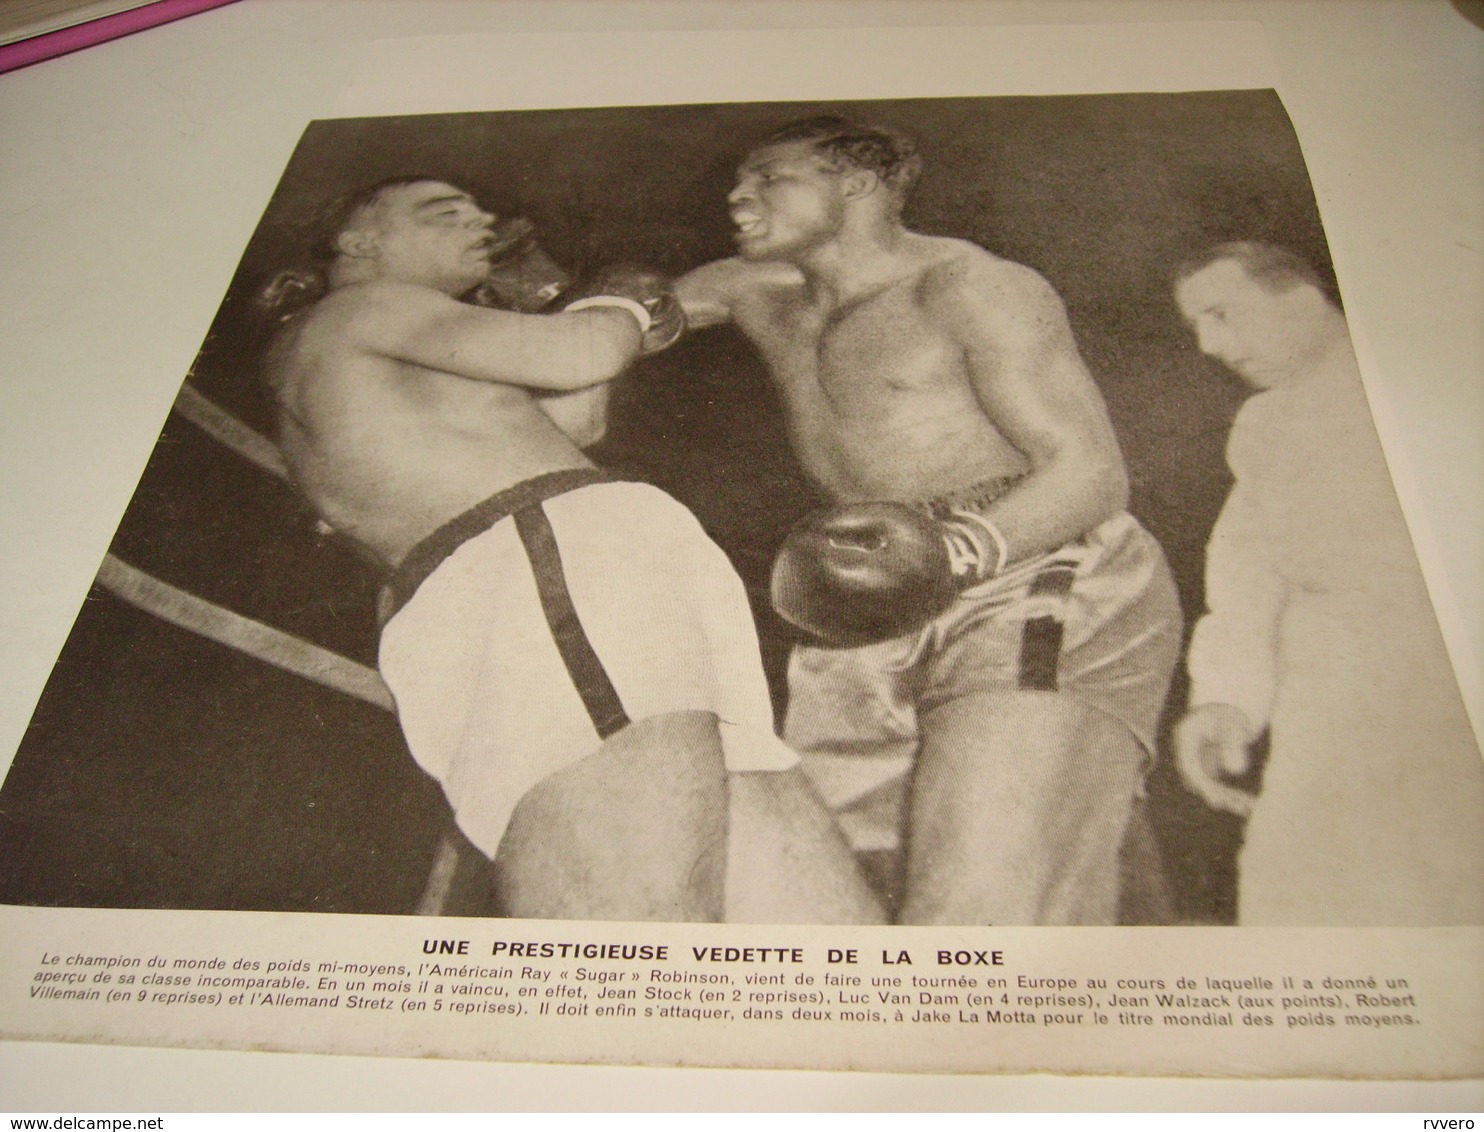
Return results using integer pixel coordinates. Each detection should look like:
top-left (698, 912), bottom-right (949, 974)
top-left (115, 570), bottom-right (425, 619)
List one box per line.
top-left (937, 507), bottom-right (1009, 586)
top-left (770, 502), bottom-right (958, 647)
top-left (559, 263), bottom-right (687, 355)
top-left (468, 216), bottom-right (572, 313)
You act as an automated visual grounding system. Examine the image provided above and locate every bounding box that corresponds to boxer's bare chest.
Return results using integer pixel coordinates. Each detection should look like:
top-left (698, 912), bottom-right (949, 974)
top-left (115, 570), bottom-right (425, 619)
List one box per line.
top-left (738, 275), bottom-right (966, 422)
top-left (271, 322), bottom-right (586, 564)
top-left (733, 271), bottom-right (1016, 500)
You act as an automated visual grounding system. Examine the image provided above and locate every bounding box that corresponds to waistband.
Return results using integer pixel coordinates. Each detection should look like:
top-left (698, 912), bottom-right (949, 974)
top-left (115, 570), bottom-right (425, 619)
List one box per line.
top-left (920, 473), bottom-right (1025, 521)
top-left (385, 467), bottom-right (619, 620)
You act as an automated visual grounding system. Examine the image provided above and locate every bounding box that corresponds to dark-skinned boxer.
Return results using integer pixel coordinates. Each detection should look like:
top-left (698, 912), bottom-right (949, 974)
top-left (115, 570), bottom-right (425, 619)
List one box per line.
top-left (680, 117), bottom-right (1182, 924)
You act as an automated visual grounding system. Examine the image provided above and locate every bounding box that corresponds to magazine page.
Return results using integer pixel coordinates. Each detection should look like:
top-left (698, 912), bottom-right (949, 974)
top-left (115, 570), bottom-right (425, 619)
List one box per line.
top-left (1, 21), bottom-right (1480, 1081)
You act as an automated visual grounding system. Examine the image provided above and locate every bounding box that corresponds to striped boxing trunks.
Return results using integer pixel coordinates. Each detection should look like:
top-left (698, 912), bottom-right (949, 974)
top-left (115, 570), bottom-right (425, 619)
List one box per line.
top-left (783, 505), bottom-right (1181, 858)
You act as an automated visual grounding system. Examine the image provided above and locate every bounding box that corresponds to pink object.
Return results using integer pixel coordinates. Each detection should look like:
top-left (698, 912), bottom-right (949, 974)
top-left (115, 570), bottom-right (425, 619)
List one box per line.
top-left (0, 0), bottom-right (242, 75)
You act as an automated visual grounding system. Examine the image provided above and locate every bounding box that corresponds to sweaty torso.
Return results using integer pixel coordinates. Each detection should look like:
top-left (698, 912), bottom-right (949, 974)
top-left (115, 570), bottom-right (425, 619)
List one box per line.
top-left (264, 290), bottom-right (590, 568)
top-left (728, 237), bottom-right (1027, 504)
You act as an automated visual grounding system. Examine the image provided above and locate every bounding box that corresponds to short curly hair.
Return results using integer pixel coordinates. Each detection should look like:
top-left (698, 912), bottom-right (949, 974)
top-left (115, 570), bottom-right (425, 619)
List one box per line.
top-left (758, 116), bottom-right (923, 200)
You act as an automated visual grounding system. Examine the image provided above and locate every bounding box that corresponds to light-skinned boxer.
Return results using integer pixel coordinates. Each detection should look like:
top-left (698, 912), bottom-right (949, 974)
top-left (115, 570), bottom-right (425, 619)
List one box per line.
top-left (261, 176), bottom-right (880, 923)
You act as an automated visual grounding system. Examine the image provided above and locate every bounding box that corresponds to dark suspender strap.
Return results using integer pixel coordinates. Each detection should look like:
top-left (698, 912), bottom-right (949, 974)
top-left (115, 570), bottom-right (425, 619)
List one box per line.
top-left (513, 503), bottom-right (630, 739)
top-left (384, 467), bottom-right (614, 619)
top-left (1018, 559), bottom-right (1079, 692)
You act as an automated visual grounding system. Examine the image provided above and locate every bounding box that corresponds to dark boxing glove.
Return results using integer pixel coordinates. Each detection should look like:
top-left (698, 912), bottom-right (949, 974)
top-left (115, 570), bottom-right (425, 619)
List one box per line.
top-left (468, 216), bottom-right (572, 313)
top-left (771, 502), bottom-right (1010, 647)
top-left (771, 503), bottom-right (954, 647)
top-left (558, 263), bottom-right (687, 355)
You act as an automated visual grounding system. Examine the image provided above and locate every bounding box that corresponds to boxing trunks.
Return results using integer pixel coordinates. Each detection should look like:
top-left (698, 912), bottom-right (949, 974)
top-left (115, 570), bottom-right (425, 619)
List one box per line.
top-left (378, 469), bottom-right (797, 860)
top-left (784, 509), bottom-right (1181, 856)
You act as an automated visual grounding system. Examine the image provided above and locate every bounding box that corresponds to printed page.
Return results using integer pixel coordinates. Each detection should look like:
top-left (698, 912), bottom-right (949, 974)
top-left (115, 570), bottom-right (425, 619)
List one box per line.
top-left (1, 22), bottom-right (1480, 1080)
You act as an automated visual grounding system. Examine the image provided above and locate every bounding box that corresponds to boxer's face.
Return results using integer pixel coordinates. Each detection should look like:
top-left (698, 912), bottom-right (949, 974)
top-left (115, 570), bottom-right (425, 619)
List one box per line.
top-left (1175, 259), bottom-right (1317, 389)
top-left (343, 181), bottom-right (497, 292)
top-left (728, 141), bottom-right (850, 261)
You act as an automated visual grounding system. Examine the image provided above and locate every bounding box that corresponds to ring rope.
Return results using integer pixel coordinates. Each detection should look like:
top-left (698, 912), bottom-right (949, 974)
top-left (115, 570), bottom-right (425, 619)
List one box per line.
top-left (414, 837), bottom-right (464, 917)
top-left (158, 382), bottom-right (464, 913)
top-left (174, 382), bottom-right (289, 481)
top-left (96, 553), bottom-right (395, 711)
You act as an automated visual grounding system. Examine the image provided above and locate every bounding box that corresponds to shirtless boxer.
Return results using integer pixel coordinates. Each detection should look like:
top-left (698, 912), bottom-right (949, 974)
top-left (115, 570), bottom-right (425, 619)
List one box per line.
top-left (678, 118), bottom-right (1181, 924)
top-left (261, 176), bottom-right (878, 923)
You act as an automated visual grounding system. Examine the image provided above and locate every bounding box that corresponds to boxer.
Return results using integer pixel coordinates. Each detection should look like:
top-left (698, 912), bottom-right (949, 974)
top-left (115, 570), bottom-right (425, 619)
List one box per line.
top-left (679, 117), bottom-right (1182, 924)
top-left (261, 176), bottom-right (879, 923)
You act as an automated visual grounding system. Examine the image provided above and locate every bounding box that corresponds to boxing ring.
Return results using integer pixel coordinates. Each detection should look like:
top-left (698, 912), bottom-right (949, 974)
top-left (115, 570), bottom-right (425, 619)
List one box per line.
top-left (95, 382), bottom-right (464, 916)
top-left (126, 378), bottom-right (1176, 924)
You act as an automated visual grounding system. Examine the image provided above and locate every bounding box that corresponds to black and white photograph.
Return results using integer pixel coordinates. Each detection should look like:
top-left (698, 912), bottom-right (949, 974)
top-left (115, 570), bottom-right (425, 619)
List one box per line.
top-left (2, 90), bottom-right (1482, 932)
top-left (4, 3), bottom-right (1484, 1111)
top-left (2, 15), bottom-right (1483, 1080)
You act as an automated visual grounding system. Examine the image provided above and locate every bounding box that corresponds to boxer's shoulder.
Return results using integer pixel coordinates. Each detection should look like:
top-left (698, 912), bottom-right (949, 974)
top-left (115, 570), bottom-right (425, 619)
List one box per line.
top-left (916, 240), bottom-right (1047, 301)
top-left (916, 243), bottom-right (1067, 339)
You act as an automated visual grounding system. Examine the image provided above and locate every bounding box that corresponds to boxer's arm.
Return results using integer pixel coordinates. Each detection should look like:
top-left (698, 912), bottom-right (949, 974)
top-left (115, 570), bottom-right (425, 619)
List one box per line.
top-left (725, 769), bottom-right (884, 924)
top-left (676, 257), bottom-right (801, 330)
top-left (535, 384), bottom-right (612, 450)
top-left (345, 280), bottom-right (643, 391)
top-left (674, 258), bottom-right (744, 328)
top-left (924, 253), bottom-right (1128, 565)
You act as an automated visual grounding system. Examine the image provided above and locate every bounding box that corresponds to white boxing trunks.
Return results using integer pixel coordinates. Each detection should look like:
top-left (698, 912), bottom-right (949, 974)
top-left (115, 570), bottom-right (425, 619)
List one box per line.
top-left (378, 469), bottom-right (797, 860)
